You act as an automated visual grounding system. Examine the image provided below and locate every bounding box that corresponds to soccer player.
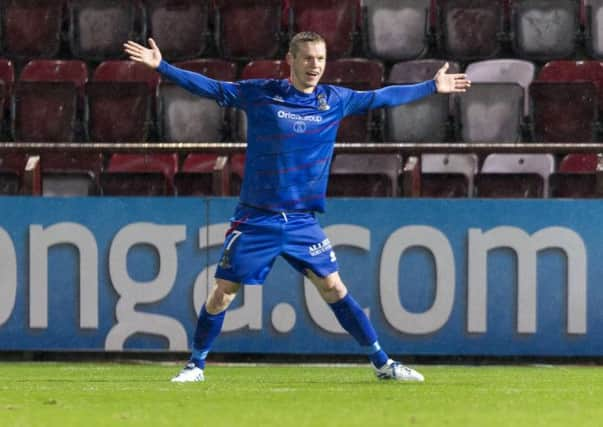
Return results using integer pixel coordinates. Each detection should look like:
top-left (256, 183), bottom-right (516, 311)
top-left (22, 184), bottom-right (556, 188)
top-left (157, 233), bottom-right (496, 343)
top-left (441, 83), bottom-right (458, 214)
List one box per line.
top-left (124, 32), bottom-right (470, 383)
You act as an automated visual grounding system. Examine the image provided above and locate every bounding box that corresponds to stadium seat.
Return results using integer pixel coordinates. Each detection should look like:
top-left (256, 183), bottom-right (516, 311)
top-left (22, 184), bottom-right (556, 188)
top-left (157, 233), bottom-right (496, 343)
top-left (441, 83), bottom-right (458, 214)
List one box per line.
top-left (585, 0), bottom-right (603, 58)
top-left (549, 153), bottom-right (601, 198)
top-left (68, 0), bottom-right (146, 62)
top-left (420, 153), bottom-right (478, 197)
top-left (362, 0), bottom-right (432, 62)
top-left (105, 153), bottom-right (179, 195)
top-left (529, 81), bottom-right (598, 142)
top-left (215, 0), bottom-right (284, 60)
top-left (87, 61), bottom-right (160, 142)
top-left (321, 59), bottom-right (384, 142)
top-left (457, 82), bottom-right (524, 142)
top-left (100, 171), bottom-right (169, 196)
top-left (385, 59), bottom-right (458, 142)
top-left (16, 60), bottom-right (89, 142)
top-left (288, 0), bottom-right (359, 58)
top-left (158, 59), bottom-right (237, 142)
top-left (475, 153), bottom-right (555, 198)
top-left (1, 0), bottom-right (64, 60)
top-left (0, 171), bottom-right (20, 194)
top-left (174, 153), bottom-right (229, 196)
top-left (436, 0), bottom-right (505, 62)
top-left (0, 152), bottom-right (25, 194)
top-left (236, 60), bottom-right (291, 141)
top-left (510, 0), bottom-right (579, 61)
top-left (465, 59), bottom-right (535, 116)
top-left (40, 152), bottom-right (103, 196)
top-left (328, 153), bottom-right (402, 197)
top-left (145, 0), bottom-right (210, 61)
top-left (536, 60), bottom-right (603, 118)
top-left (13, 82), bottom-right (78, 142)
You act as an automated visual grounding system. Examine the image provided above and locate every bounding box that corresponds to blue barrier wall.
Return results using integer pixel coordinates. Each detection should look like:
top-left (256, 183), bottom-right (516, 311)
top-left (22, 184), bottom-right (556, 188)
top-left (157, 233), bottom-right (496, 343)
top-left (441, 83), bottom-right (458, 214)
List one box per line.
top-left (0, 197), bottom-right (598, 356)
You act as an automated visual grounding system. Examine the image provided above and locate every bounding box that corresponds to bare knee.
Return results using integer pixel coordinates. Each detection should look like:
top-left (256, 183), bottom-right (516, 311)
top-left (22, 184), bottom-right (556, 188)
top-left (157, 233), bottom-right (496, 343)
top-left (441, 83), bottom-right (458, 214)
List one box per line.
top-left (206, 279), bottom-right (241, 314)
top-left (307, 270), bottom-right (347, 304)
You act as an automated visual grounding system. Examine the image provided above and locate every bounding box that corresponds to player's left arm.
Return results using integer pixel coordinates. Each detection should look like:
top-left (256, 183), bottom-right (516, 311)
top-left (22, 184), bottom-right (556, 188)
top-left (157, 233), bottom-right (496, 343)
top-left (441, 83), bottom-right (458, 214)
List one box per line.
top-left (369, 62), bottom-right (471, 109)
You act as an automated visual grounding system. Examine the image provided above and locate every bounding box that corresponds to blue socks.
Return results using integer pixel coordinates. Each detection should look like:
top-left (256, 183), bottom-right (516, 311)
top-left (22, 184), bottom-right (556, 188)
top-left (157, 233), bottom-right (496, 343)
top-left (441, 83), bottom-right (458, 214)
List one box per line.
top-left (329, 294), bottom-right (389, 369)
top-left (190, 304), bottom-right (225, 369)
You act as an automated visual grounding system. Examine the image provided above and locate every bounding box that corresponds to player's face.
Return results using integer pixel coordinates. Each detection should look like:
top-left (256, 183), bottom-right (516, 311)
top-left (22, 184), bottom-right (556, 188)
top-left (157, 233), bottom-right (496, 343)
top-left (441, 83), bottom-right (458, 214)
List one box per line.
top-left (288, 41), bottom-right (326, 94)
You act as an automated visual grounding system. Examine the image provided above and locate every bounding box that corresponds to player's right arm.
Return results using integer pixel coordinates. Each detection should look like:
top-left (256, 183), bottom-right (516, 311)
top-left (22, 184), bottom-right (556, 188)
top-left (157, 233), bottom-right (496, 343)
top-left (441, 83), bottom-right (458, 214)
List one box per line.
top-left (123, 38), bottom-right (240, 106)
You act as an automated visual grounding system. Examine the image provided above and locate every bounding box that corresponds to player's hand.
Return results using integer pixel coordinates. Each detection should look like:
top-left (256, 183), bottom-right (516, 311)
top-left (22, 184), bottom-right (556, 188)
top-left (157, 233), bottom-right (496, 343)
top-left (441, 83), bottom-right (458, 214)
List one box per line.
top-left (434, 62), bottom-right (471, 93)
top-left (123, 38), bottom-right (162, 69)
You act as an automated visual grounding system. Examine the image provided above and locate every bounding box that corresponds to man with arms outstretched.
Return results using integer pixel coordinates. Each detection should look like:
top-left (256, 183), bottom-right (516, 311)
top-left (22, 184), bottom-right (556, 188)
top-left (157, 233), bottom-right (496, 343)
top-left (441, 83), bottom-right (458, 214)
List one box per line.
top-left (124, 32), bottom-right (470, 383)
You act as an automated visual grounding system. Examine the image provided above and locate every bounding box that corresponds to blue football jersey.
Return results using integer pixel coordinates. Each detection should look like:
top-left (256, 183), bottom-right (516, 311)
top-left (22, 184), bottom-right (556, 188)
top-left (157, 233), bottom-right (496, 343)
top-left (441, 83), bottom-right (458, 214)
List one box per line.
top-left (157, 61), bottom-right (436, 212)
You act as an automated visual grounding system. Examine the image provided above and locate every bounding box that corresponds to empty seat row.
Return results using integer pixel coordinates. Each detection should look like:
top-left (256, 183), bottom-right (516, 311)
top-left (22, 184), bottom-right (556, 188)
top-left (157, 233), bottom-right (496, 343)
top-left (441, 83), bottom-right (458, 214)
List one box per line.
top-left (0, 151), bottom-right (601, 199)
top-left (2, 57), bottom-right (603, 143)
top-left (5, 1), bottom-right (603, 64)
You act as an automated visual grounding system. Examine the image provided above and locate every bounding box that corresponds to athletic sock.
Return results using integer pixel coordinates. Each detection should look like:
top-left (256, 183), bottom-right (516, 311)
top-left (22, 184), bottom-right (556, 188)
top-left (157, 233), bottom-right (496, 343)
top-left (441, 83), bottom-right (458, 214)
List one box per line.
top-left (190, 304), bottom-right (226, 369)
top-left (329, 294), bottom-right (389, 369)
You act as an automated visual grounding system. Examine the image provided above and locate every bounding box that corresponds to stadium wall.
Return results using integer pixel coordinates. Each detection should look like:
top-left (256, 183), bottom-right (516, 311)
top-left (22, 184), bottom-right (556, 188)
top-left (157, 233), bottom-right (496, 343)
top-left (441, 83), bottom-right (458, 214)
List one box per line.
top-left (0, 197), bottom-right (598, 357)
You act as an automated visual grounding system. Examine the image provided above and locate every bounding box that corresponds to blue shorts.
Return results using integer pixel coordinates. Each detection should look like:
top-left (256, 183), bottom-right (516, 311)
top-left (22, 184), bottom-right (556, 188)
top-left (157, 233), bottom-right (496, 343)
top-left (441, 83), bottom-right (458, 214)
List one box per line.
top-left (215, 204), bottom-right (339, 285)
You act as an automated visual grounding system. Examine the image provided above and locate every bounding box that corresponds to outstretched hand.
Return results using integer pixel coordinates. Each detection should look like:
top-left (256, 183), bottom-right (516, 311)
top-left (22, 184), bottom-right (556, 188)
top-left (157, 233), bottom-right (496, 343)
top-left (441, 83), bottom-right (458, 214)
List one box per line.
top-left (123, 38), bottom-right (162, 69)
top-left (434, 63), bottom-right (471, 93)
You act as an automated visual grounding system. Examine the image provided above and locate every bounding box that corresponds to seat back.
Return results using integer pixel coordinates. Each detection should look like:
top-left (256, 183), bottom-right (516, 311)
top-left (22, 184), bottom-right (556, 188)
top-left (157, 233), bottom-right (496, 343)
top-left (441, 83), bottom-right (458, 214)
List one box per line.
top-left (0, 171), bottom-right (20, 194)
top-left (328, 153), bottom-right (402, 197)
top-left (13, 81), bottom-right (78, 142)
top-left (457, 82), bottom-right (524, 142)
top-left (100, 171), bottom-right (169, 196)
top-left (158, 59), bottom-right (237, 142)
top-left (106, 153), bottom-right (179, 194)
top-left (322, 59), bottom-right (384, 142)
top-left (1, 0), bottom-right (64, 59)
top-left (42, 172), bottom-right (98, 196)
top-left (145, 0), bottom-right (209, 61)
top-left (465, 59), bottom-right (535, 115)
top-left (421, 153), bottom-right (478, 197)
top-left (68, 0), bottom-right (145, 61)
top-left (477, 153), bottom-right (555, 197)
top-left (289, 0), bottom-right (358, 58)
top-left (363, 0), bottom-right (431, 61)
top-left (511, 0), bottom-right (578, 61)
top-left (174, 153), bottom-right (222, 196)
top-left (386, 59), bottom-right (458, 142)
top-left (437, 0), bottom-right (505, 61)
top-left (530, 81), bottom-right (598, 142)
top-left (215, 0), bottom-right (283, 60)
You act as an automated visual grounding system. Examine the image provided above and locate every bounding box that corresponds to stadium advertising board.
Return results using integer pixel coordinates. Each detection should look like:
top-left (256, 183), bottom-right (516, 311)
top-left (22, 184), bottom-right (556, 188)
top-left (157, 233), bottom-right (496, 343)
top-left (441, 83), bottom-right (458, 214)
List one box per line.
top-left (0, 197), bottom-right (598, 356)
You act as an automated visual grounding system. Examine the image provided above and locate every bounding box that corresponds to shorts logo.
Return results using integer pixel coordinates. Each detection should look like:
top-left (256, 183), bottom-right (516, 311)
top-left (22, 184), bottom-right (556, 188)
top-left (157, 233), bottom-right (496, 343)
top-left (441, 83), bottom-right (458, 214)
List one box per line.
top-left (308, 238), bottom-right (332, 257)
top-left (293, 121), bottom-right (307, 133)
top-left (329, 250), bottom-right (337, 262)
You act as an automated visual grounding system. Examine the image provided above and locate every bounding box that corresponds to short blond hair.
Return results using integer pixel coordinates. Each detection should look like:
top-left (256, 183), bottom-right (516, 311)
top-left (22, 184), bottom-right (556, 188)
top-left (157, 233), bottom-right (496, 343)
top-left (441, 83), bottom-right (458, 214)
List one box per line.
top-left (288, 32), bottom-right (326, 57)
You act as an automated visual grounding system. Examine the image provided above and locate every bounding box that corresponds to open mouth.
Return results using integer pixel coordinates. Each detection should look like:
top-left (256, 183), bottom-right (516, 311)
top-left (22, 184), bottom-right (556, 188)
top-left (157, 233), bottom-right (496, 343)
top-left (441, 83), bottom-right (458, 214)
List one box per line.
top-left (306, 71), bottom-right (320, 78)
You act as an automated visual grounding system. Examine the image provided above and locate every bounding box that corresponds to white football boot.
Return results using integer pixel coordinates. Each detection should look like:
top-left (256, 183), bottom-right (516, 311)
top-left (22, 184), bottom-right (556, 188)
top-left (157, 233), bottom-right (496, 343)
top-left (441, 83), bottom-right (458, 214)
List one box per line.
top-left (374, 359), bottom-right (424, 382)
top-left (171, 362), bottom-right (205, 383)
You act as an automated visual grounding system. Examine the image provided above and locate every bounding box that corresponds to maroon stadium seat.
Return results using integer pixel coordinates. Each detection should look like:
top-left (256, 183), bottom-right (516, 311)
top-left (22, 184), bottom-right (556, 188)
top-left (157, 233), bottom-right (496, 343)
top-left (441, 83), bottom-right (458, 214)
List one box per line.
top-left (321, 59), bottom-right (384, 142)
top-left (40, 152), bottom-right (103, 197)
top-left (549, 154), bottom-right (600, 198)
top-left (103, 153), bottom-right (179, 195)
top-left (436, 0), bottom-right (505, 61)
top-left (215, 0), bottom-right (284, 60)
top-left (174, 153), bottom-right (226, 196)
top-left (87, 61), bottom-right (160, 142)
top-left (145, 0), bottom-right (210, 61)
top-left (328, 153), bottom-right (402, 197)
top-left (289, 0), bottom-right (358, 59)
top-left (1, 0), bottom-right (64, 60)
top-left (68, 0), bottom-right (146, 62)
top-left (158, 59), bottom-right (237, 142)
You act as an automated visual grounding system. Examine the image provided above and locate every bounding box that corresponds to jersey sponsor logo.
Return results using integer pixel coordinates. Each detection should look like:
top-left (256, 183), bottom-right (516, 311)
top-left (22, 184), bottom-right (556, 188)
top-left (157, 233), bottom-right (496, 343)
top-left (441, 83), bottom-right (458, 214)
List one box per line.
top-left (277, 110), bottom-right (323, 122)
top-left (308, 238), bottom-right (332, 257)
top-left (317, 93), bottom-right (330, 111)
top-left (293, 121), bottom-right (307, 133)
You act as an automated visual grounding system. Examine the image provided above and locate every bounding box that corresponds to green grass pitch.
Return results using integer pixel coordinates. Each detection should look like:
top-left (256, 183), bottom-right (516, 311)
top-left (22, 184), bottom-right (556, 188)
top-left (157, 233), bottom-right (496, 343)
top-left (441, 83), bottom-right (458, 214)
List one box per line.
top-left (1, 362), bottom-right (602, 427)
